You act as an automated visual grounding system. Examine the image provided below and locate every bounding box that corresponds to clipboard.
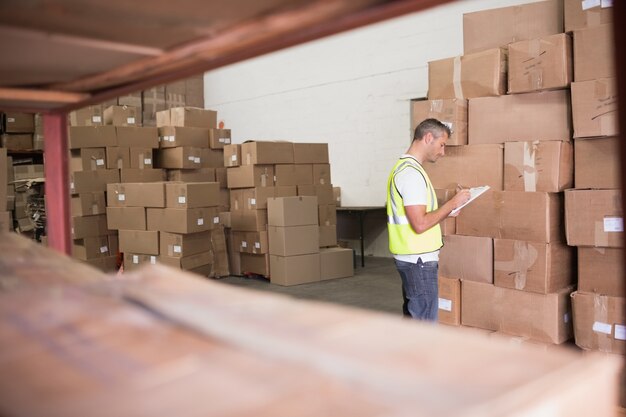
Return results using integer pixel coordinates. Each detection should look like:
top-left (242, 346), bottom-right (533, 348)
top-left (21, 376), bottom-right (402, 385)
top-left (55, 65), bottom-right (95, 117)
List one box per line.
top-left (450, 185), bottom-right (490, 216)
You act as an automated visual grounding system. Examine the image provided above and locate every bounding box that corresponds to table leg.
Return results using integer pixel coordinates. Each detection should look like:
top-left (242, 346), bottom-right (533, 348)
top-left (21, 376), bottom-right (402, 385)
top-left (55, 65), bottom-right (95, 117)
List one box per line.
top-left (359, 211), bottom-right (365, 267)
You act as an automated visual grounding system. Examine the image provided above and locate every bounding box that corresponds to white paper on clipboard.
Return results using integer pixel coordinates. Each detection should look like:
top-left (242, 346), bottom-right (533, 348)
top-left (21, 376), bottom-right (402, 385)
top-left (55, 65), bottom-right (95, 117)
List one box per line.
top-left (450, 186), bottom-right (490, 216)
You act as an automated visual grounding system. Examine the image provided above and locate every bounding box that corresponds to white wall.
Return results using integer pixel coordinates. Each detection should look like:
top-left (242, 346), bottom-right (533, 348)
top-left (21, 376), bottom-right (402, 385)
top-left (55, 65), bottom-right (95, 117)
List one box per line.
top-left (204, 0), bottom-right (542, 256)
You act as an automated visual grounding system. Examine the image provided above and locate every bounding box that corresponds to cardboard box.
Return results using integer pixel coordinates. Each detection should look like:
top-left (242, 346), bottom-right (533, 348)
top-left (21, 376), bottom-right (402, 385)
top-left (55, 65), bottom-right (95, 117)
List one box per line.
top-left (71, 214), bottom-right (110, 239)
top-left (297, 184), bottom-right (334, 205)
top-left (158, 126), bottom-right (208, 148)
top-left (578, 247), bottom-right (624, 297)
top-left (270, 253), bottom-right (321, 286)
top-left (564, 189), bottom-right (622, 248)
top-left (33, 133), bottom-right (44, 151)
top-left (240, 253), bottom-right (270, 276)
top-left (573, 24), bottom-right (615, 82)
top-left (69, 126), bottom-right (117, 149)
top-left (69, 106), bottom-right (104, 127)
top-left (508, 33), bottom-right (573, 94)
top-left (319, 225), bottom-right (338, 247)
top-left (231, 209), bottom-right (268, 232)
top-left (241, 141), bottom-right (294, 165)
top-left (118, 93), bottom-right (142, 109)
top-left (70, 148), bottom-right (106, 172)
top-left (70, 169), bottom-right (120, 194)
top-left (107, 207), bottom-right (146, 230)
top-left (129, 147), bottom-right (154, 169)
top-left (185, 75), bottom-right (204, 107)
top-left (438, 276), bottom-right (461, 326)
top-left (160, 251), bottom-right (214, 271)
top-left (268, 196), bottom-right (318, 227)
top-left (463, 0), bottom-right (563, 54)
top-left (71, 192), bottom-right (106, 216)
top-left (146, 207), bottom-right (219, 234)
top-left (3, 112), bottom-right (34, 133)
top-left (72, 235), bottom-right (113, 260)
top-left (13, 164), bottom-right (44, 181)
top-left (120, 168), bottom-right (166, 183)
top-left (462, 281), bottom-right (573, 344)
top-left (227, 165), bottom-right (274, 188)
top-left (158, 107), bottom-right (217, 128)
top-left (106, 182), bottom-right (166, 208)
top-left (426, 144), bottom-right (504, 190)
top-left (165, 82), bottom-right (186, 110)
top-left (268, 225), bottom-right (319, 256)
top-left (410, 99), bottom-right (467, 146)
top-left (0, 211), bottom-right (12, 232)
top-left (504, 141), bottom-right (573, 192)
top-left (293, 143), bottom-right (329, 164)
top-left (333, 187), bottom-right (341, 207)
top-left (230, 186), bottom-right (297, 211)
top-left (571, 291), bottom-right (625, 354)
top-left (274, 164), bottom-right (314, 186)
top-left (468, 90), bottom-right (571, 144)
top-left (165, 182), bottom-right (220, 208)
top-left (209, 129), bottom-right (231, 149)
top-left (1, 134), bottom-right (33, 150)
top-left (219, 189), bottom-right (230, 212)
top-left (219, 211), bottom-right (231, 228)
top-left (318, 204), bottom-right (337, 226)
top-left (160, 231), bottom-right (212, 258)
top-left (440, 235), bottom-right (493, 284)
top-left (565, 0), bottom-right (613, 32)
top-left (123, 253), bottom-right (158, 271)
top-left (103, 105), bottom-right (139, 126)
top-left (210, 227), bottom-right (230, 277)
top-left (84, 255), bottom-right (117, 272)
top-left (142, 86), bottom-right (166, 127)
top-left (232, 231), bottom-right (269, 255)
top-left (320, 247), bottom-right (353, 281)
top-left (215, 168), bottom-right (227, 188)
top-left (494, 239), bottom-right (574, 294)
top-left (106, 147), bottom-right (130, 169)
top-left (116, 127), bottom-right (158, 148)
top-left (575, 137), bottom-right (620, 189)
top-left (155, 147), bottom-right (203, 169)
top-left (312, 164), bottom-right (331, 186)
top-left (200, 148), bottom-right (224, 168)
top-left (224, 144), bottom-right (241, 167)
top-left (457, 191), bottom-right (562, 243)
top-left (428, 48), bottom-right (507, 100)
top-left (118, 230), bottom-right (159, 255)
top-left (571, 78), bottom-right (618, 138)
top-left (167, 168), bottom-right (215, 182)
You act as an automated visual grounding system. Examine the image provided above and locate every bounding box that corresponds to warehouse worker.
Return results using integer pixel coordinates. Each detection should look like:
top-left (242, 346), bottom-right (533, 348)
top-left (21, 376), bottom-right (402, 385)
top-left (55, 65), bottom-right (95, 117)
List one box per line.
top-left (386, 118), bottom-right (470, 321)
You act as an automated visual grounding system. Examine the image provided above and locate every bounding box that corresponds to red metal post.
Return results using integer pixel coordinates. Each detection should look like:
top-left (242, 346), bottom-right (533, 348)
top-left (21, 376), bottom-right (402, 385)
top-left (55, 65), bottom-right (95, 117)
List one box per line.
top-left (43, 113), bottom-right (71, 255)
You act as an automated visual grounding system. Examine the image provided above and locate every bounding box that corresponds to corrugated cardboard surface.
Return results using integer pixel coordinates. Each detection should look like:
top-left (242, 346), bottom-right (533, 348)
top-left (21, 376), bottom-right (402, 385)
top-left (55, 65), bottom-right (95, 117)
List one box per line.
top-left (440, 235), bottom-right (493, 284)
top-left (571, 78), bottom-right (618, 138)
top-left (578, 247), bottom-right (625, 297)
top-left (268, 225), bottom-right (319, 256)
top-left (242, 141), bottom-right (294, 165)
top-left (160, 231), bottom-right (212, 258)
top-left (504, 141), bottom-right (573, 192)
top-left (1, 134), bottom-right (33, 150)
top-left (71, 192), bottom-right (106, 216)
top-left (116, 127), bottom-right (158, 148)
top-left (230, 186), bottom-right (297, 211)
top-left (571, 291), bottom-right (625, 354)
top-left (158, 126), bottom-right (208, 148)
top-left (461, 280), bottom-right (573, 344)
top-left (240, 252), bottom-right (270, 276)
top-left (565, 0), bottom-right (613, 32)
top-left (564, 189), bottom-right (623, 248)
top-left (147, 207), bottom-right (219, 234)
top-left (72, 235), bottom-right (113, 260)
top-left (438, 276), bottom-right (461, 326)
top-left (0, 149), bottom-right (6, 207)
top-left (167, 168), bottom-right (215, 182)
top-left (69, 126), bottom-right (117, 149)
top-left (410, 99), bottom-right (467, 146)
top-left (84, 254), bottom-right (117, 272)
top-left (463, 0), bottom-right (563, 54)
top-left (494, 239), bottom-right (574, 294)
top-left (318, 204), bottom-right (337, 226)
top-left (160, 250), bottom-right (214, 270)
top-left (3, 112), bottom-right (35, 133)
top-left (70, 169), bottom-right (120, 193)
top-left (319, 225), bottom-right (338, 247)
top-left (69, 106), bottom-right (104, 127)
top-left (227, 165), bottom-right (274, 188)
top-left (170, 107), bottom-right (216, 129)
top-left (320, 247), bottom-right (353, 281)
top-left (119, 230), bottom-right (160, 255)
top-left (267, 196), bottom-right (318, 227)
top-left (209, 129), bottom-right (231, 149)
top-left (155, 147), bottom-right (203, 169)
top-left (71, 214), bottom-right (110, 239)
top-left (107, 182), bottom-right (166, 208)
top-left (575, 137), bottom-right (620, 189)
top-left (297, 184), bottom-right (336, 206)
top-left (165, 182), bottom-right (220, 209)
top-left (200, 148), bottom-right (223, 169)
top-left (129, 147), bottom-right (153, 169)
top-left (426, 144), bottom-right (504, 190)
top-left (270, 253), bottom-right (321, 286)
top-left (103, 105), bottom-right (139, 127)
top-left (573, 24), bottom-right (615, 82)
top-left (468, 90), bottom-right (571, 144)
top-left (293, 143), bottom-right (329, 164)
top-left (106, 146), bottom-right (131, 169)
top-left (231, 209), bottom-right (268, 232)
top-left (457, 191), bottom-right (563, 243)
top-left (120, 168), bottom-right (166, 183)
top-left (123, 253), bottom-right (158, 271)
top-left (107, 207), bottom-right (147, 231)
top-left (428, 48), bottom-right (507, 100)
top-left (223, 144), bottom-right (241, 167)
top-left (313, 164), bottom-right (332, 186)
top-left (508, 33), bottom-right (572, 94)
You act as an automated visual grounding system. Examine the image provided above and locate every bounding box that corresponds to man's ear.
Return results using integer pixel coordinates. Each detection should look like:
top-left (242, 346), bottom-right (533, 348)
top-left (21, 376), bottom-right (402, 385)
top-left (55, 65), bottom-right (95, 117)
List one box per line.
top-left (423, 132), bottom-right (433, 144)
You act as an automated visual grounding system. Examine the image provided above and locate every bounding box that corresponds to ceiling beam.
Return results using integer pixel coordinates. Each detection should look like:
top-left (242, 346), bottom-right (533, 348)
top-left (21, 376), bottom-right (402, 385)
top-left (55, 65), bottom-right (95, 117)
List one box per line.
top-left (0, 87), bottom-right (90, 107)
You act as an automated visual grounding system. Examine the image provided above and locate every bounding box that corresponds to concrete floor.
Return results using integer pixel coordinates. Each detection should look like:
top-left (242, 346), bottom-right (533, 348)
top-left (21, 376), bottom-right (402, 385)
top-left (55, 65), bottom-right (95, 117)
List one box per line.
top-left (219, 256), bottom-right (403, 316)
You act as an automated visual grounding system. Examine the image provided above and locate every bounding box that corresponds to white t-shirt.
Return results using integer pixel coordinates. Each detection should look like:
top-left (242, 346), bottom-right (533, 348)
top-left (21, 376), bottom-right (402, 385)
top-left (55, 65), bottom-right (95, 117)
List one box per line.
top-left (392, 155), bottom-right (439, 264)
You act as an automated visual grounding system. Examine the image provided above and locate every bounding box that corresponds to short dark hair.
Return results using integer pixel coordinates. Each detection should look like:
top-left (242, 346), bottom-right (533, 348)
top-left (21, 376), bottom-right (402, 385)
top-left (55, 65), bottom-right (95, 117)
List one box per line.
top-left (413, 118), bottom-right (451, 141)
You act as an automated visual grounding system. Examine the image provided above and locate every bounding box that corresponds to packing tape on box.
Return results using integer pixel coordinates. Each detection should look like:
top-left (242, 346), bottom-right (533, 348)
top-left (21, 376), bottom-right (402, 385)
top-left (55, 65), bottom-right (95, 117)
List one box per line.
top-left (493, 241), bottom-right (538, 290)
top-left (452, 56), bottom-right (464, 100)
top-left (522, 141), bottom-right (538, 192)
top-left (592, 293), bottom-right (613, 352)
top-left (117, 157), bottom-right (124, 169)
top-left (91, 202), bottom-right (99, 215)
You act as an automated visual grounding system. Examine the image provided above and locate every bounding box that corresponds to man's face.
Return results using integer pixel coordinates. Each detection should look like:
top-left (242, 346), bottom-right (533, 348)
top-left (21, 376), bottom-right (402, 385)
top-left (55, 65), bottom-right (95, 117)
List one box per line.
top-left (426, 131), bottom-right (448, 163)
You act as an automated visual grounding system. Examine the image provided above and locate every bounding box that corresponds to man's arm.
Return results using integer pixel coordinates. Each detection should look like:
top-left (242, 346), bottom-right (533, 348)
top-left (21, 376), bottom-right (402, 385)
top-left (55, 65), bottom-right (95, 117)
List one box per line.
top-left (405, 190), bottom-right (470, 234)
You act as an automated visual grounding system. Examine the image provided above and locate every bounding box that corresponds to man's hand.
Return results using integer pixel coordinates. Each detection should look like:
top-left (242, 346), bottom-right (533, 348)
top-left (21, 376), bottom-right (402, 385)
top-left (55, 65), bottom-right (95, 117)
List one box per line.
top-left (449, 189), bottom-right (471, 216)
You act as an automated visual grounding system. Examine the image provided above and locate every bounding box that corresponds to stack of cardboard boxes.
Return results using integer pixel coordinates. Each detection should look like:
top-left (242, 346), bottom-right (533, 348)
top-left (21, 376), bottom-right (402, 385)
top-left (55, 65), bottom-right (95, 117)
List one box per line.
top-left (1, 112), bottom-right (35, 151)
top-left (419, 0), bottom-right (580, 344)
top-left (562, 1), bottom-right (623, 355)
top-left (0, 149), bottom-right (10, 232)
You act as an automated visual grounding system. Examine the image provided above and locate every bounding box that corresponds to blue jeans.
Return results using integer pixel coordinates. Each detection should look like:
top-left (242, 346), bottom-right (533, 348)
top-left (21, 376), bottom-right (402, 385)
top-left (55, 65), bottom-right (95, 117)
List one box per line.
top-left (394, 259), bottom-right (438, 321)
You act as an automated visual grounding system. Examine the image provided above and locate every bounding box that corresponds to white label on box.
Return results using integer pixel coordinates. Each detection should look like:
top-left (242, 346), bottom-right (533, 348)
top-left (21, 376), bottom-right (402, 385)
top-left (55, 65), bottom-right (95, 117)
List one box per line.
top-left (592, 321), bottom-right (612, 335)
top-left (255, 242), bottom-right (260, 249)
top-left (603, 217), bottom-right (623, 232)
top-left (127, 117), bottom-right (136, 124)
top-left (150, 256), bottom-right (156, 264)
top-left (219, 138), bottom-right (231, 144)
top-left (7, 117), bottom-right (15, 122)
top-left (144, 158), bottom-right (152, 164)
top-left (168, 136), bottom-right (175, 142)
top-left (173, 245), bottom-right (182, 253)
top-left (615, 325), bottom-right (626, 340)
top-left (178, 196), bottom-right (186, 204)
top-left (242, 241), bottom-right (248, 248)
top-left (70, 182), bottom-right (75, 190)
top-left (438, 298), bottom-right (452, 312)
top-left (100, 246), bottom-right (108, 253)
top-left (250, 198), bottom-right (256, 206)
top-left (96, 159), bottom-right (104, 166)
top-left (133, 255), bottom-right (139, 264)
top-left (582, 0), bottom-right (601, 10)
top-left (231, 155), bottom-right (237, 161)
top-left (197, 218), bottom-right (204, 225)
top-left (188, 156), bottom-right (195, 161)
top-left (213, 216), bottom-right (219, 224)
top-left (601, 0), bottom-right (613, 7)
top-left (92, 116), bottom-right (102, 123)
top-left (194, 157), bottom-right (201, 164)
top-left (118, 194), bottom-right (126, 201)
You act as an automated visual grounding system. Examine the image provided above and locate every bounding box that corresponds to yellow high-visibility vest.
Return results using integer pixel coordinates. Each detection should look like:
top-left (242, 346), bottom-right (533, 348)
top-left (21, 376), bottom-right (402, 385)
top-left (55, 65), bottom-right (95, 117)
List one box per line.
top-left (386, 157), bottom-right (442, 255)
